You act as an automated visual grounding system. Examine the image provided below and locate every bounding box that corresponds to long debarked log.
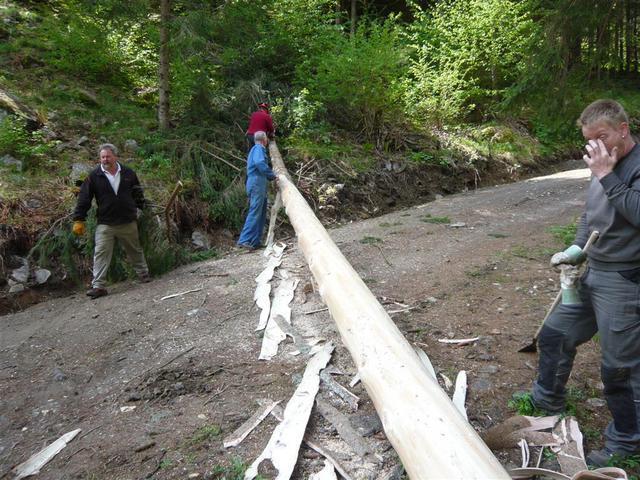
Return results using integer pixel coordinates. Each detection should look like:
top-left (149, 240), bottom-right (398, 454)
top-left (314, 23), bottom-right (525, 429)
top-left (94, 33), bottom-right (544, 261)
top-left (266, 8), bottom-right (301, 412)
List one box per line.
top-left (268, 141), bottom-right (509, 479)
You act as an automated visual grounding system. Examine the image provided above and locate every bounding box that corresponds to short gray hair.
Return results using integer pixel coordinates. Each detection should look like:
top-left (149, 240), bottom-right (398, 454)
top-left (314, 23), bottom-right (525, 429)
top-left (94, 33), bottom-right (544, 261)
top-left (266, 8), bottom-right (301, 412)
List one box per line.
top-left (578, 99), bottom-right (629, 128)
top-left (99, 143), bottom-right (118, 156)
top-left (254, 131), bottom-right (267, 143)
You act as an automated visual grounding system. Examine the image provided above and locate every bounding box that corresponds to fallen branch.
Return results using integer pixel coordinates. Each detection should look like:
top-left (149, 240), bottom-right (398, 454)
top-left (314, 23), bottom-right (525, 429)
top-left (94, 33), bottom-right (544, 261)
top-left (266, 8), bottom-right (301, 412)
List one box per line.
top-left (160, 288), bottom-right (202, 301)
top-left (223, 401), bottom-right (279, 448)
top-left (320, 371), bottom-right (359, 411)
top-left (437, 337), bottom-right (479, 345)
top-left (164, 180), bottom-right (183, 242)
top-left (195, 145), bottom-right (242, 172)
top-left (304, 307), bottom-right (329, 315)
top-left (27, 213), bottom-right (72, 260)
top-left (315, 398), bottom-right (372, 458)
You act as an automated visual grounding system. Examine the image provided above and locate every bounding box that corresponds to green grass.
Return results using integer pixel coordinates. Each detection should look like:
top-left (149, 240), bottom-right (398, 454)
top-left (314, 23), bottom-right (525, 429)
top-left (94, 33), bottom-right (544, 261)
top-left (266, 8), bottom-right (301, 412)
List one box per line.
top-left (187, 424), bottom-right (222, 446)
top-left (420, 214), bottom-right (450, 224)
top-left (360, 236), bottom-right (383, 244)
top-left (210, 458), bottom-right (265, 480)
top-left (508, 388), bottom-right (586, 418)
top-left (608, 454), bottom-right (640, 480)
top-left (549, 222), bottom-right (578, 248)
top-left (508, 392), bottom-right (547, 417)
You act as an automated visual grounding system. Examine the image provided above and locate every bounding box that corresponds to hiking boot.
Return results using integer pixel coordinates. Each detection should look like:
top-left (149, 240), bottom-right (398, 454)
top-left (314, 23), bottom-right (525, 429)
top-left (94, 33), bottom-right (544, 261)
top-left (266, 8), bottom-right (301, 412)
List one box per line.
top-left (138, 274), bottom-right (151, 283)
top-left (585, 447), bottom-right (640, 468)
top-left (237, 243), bottom-right (255, 250)
top-left (86, 287), bottom-right (108, 299)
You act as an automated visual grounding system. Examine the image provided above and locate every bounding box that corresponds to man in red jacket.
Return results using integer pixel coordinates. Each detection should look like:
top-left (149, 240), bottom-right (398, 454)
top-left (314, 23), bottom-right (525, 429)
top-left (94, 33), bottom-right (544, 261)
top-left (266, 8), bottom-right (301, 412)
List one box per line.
top-left (245, 102), bottom-right (274, 152)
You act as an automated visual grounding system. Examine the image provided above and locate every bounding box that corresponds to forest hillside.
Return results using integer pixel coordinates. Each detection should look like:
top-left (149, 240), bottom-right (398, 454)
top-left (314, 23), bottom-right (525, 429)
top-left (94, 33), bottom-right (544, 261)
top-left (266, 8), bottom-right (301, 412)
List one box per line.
top-left (1, 0), bottom-right (640, 304)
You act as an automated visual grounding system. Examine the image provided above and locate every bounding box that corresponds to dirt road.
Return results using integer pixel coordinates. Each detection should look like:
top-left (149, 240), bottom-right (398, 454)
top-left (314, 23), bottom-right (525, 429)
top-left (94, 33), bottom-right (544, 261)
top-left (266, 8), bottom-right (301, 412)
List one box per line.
top-left (1, 168), bottom-right (608, 479)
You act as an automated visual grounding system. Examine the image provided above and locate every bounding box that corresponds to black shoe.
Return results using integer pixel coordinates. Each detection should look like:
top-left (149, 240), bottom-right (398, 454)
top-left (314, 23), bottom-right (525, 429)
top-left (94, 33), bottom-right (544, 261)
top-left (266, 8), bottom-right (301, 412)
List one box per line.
top-left (585, 447), bottom-right (640, 468)
top-left (86, 287), bottom-right (108, 299)
top-left (138, 274), bottom-right (151, 283)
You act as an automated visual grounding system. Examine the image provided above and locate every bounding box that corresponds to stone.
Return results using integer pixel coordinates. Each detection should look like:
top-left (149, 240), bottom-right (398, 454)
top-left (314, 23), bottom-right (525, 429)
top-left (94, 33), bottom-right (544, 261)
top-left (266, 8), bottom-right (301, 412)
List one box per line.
top-left (476, 352), bottom-right (496, 362)
top-left (34, 268), bottom-right (51, 285)
top-left (478, 365), bottom-right (499, 375)
top-left (150, 410), bottom-right (171, 423)
top-left (127, 392), bottom-right (142, 402)
top-left (349, 412), bottom-right (383, 437)
top-left (76, 88), bottom-right (99, 106)
top-left (124, 139), bottom-right (138, 152)
top-left (25, 198), bottom-right (42, 209)
top-left (381, 465), bottom-right (404, 480)
top-left (435, 194), bottom-right (444, 200)
top-left (10, 257), bottom-right (29, 283)
top-left (191, 230), bottom-right (210, 250)
top-left (70, 162), bottom-right (93, 183)
top-left (470, 378), bottom-right (492, 392)
top-left (1, 154), bottom-right (22, 171)
top-left (52, 367), bottom-right (67, 382)
top-left (586, 398), bottom-right (606, 408)
top-left (8, 281), bottom-right (25, 293)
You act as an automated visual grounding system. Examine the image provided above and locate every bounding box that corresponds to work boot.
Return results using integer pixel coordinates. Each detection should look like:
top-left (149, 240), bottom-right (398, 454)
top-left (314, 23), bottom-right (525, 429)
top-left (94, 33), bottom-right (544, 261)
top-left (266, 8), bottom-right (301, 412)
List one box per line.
top-left (86, 287), bottom-right (108, 299)
top-left (586, 447), bottom-right (640, 468)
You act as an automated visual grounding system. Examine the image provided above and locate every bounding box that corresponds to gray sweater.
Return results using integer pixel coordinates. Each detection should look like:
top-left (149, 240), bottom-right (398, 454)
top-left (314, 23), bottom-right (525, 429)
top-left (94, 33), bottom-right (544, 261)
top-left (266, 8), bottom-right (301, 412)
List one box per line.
top-left (575, 143), bottom-right (640, 271)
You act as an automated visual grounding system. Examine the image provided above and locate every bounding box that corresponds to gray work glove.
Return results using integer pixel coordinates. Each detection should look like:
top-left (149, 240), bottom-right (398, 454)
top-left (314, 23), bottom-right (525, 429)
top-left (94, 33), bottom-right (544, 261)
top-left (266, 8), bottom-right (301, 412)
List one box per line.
top-left (559, 265), bottom-right (581, 304)
top-left (136, 208), bottom-right (143, 220)
top-left (550, 245), bottom-right (585, 267)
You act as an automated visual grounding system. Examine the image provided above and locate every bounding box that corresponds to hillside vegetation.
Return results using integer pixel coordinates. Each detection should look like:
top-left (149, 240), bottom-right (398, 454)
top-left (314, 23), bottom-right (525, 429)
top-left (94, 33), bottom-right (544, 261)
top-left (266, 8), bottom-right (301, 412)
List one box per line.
top-left (1, 0), bottom-right (640, 298)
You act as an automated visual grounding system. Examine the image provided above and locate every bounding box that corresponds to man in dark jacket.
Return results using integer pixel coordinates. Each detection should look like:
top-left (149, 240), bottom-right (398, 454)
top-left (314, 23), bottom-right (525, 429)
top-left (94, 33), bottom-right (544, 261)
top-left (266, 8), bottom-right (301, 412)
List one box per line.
top-left (72, 143), bottom-right (150, 299)
top-left (529, 99), bottom-right (640, 466)
top-left (245, 102), bottom-right (274, 152)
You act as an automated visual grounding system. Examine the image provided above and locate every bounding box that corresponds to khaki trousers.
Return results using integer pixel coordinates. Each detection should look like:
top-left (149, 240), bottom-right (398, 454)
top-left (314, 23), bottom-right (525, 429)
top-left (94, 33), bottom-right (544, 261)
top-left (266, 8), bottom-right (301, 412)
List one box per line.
top-left (92, 222), bottom-right (148, 288)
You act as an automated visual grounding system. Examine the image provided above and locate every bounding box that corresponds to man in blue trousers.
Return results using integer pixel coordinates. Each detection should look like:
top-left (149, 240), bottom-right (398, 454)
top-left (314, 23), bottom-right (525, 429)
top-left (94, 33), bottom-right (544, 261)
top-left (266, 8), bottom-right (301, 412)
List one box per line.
top-left (237, 131), bottom-right (278, 249)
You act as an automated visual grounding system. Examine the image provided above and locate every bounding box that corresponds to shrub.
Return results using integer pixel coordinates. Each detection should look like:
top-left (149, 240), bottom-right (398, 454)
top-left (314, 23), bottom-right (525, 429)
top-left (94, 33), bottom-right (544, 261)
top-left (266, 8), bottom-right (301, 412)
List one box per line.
top-left (0, 115), bottom-right (50, 169)
top-left (300, 19), bottom-right (408, 147)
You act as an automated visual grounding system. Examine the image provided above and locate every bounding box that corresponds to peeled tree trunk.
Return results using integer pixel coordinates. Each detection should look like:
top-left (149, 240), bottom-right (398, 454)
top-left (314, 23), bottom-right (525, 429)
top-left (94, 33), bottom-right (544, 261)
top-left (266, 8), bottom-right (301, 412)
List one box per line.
top-left (268, 142), bottom-right (510, 479)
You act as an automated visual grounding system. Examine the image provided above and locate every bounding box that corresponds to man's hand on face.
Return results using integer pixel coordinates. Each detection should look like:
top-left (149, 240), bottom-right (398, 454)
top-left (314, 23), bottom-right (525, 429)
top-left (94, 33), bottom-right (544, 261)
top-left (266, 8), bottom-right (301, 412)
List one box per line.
top-left (583, 139), bottom-right (618, 179)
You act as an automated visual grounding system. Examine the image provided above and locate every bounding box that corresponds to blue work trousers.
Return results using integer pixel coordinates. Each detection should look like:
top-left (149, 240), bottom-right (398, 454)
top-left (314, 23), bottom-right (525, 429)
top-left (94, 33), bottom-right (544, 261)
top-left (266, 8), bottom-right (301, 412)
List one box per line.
top-left (532, 267), bottom-right (640, 454)
top-left (237, 181), bottom-right (268, 248)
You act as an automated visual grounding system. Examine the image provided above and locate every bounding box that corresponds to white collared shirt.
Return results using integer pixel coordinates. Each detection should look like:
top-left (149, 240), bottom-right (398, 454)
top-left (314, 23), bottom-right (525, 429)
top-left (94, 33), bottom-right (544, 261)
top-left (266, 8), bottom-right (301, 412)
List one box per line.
top-left (101, 163), bottom-right (121, 194)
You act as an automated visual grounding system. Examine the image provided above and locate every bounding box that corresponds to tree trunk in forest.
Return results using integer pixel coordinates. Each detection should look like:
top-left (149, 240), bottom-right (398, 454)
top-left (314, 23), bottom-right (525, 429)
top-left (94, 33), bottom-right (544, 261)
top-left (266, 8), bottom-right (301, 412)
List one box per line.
top-left (158, 0), bottom-right (171, 130)
top-left (626, 0), bottom-right (632, 73)
top-left (350, 0), bottom-right (357, 37)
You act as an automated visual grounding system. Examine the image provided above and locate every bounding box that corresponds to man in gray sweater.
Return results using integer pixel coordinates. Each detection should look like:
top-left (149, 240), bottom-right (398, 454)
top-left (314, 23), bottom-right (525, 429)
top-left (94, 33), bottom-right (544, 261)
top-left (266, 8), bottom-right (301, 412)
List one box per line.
top-left (531, 99), bottom-right (640, 466)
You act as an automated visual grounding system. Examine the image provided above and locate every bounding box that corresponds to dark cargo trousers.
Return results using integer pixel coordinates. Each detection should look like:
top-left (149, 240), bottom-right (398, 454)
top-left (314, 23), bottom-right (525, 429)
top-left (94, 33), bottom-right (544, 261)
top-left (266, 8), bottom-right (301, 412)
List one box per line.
top-left (532, 267), bottom-right (640, 454)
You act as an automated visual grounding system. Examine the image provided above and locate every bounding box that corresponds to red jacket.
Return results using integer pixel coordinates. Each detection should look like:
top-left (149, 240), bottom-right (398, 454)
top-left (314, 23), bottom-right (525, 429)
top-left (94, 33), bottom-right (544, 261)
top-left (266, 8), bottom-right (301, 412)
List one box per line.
top-left (246, 109), bottom-right (274, 137)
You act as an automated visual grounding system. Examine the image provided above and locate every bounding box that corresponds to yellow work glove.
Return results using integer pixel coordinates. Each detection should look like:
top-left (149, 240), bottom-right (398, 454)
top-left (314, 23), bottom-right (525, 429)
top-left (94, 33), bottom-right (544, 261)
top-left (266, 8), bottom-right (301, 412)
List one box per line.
top-left (72, 221), bottom-right (86, 236)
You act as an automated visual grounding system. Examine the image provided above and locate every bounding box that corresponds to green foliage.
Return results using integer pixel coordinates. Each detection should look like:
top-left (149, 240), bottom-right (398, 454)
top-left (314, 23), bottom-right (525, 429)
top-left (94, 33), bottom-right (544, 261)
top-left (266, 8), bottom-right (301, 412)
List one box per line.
top-left (549, 222), bottom-right (578, 248)
top-left (608, 454), bottom-right (640, 480)
top-left (508, 392), bottom-right (547, 416)
top-left (300, 19), bottom-right (408, 145)
top-left (187, 424), bottom-right (221, 446)
top-left (421, 214), bottom-right (450, 224)
top-left (0, 116), bottom-right (50, 168)
top-left (406, 0), bottom-right (535, 123)
top-left (360, 236), bottom-right (383, 244)
top-left (210, 457), bottom-right (264, 480)
top-left (37, 5), bottom-right (128, 85)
